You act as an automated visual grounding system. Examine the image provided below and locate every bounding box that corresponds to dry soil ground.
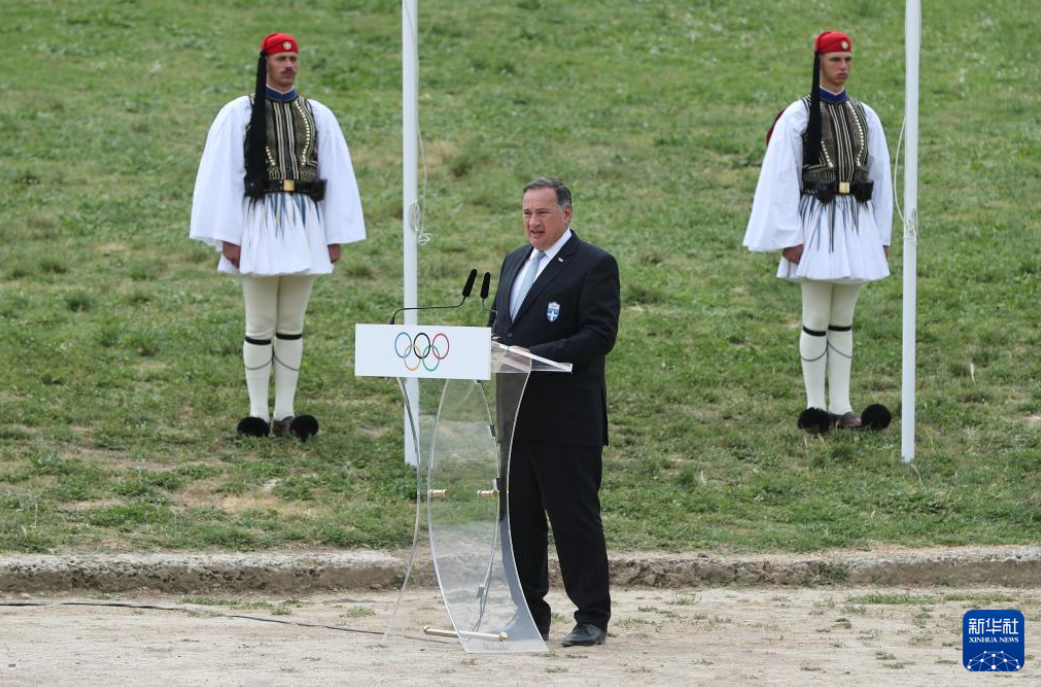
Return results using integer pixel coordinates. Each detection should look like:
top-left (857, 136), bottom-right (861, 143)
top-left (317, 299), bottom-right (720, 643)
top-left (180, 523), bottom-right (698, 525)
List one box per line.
top-left (1, 586), bottom-right (1037, 686)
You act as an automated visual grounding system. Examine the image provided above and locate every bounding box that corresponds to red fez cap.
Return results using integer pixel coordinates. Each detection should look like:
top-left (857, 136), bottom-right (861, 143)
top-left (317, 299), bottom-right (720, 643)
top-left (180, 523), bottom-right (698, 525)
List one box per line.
top-left (814, 31), bottom-right (851, 55)
top-left (261, 33), bottom-right (298, 55)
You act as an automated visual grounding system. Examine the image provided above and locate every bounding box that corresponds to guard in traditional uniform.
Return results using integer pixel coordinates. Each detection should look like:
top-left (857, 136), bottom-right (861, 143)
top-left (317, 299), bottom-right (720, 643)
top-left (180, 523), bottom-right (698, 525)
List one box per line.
top-left (744, 31), bottom-right (892, 433)
top-left (190, 33), bottom-right (366, 439)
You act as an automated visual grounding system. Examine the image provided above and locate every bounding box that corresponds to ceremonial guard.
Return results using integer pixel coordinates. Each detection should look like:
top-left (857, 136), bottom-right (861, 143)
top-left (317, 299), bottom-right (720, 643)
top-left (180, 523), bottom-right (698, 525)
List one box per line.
top-left (190, 33), bottom-right (366, 439)
top-left (744, 31), bottom-right (893, 432)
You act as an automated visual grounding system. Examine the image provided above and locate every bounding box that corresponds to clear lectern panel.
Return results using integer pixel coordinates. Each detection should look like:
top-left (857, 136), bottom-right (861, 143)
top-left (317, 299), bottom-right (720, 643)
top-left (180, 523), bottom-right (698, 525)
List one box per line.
top-left (427, 376), bottom-right (545, 652)
top-left (388, 343), bottom-right (569, 653)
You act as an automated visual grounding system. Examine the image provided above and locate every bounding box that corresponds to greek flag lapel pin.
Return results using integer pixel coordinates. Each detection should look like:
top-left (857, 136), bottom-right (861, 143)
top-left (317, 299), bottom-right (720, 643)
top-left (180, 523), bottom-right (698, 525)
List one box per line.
top-left (546, 302), bottom-right (560, 322)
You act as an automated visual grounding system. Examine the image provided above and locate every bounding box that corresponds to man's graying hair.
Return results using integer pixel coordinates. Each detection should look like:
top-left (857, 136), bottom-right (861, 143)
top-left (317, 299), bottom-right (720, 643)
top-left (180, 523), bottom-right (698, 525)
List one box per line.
top-left (523, 177), bottom-right (572, 211)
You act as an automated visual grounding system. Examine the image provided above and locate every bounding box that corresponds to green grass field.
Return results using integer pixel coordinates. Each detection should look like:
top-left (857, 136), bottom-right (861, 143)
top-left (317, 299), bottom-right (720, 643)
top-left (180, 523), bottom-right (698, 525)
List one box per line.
top-left (1, 0), bottom-right (1038, 554)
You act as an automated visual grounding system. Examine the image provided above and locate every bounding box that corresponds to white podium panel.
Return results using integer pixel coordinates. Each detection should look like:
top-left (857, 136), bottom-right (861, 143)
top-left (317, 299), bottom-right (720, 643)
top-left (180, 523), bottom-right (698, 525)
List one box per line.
top-left (355, 324), bottom-right (491, 380)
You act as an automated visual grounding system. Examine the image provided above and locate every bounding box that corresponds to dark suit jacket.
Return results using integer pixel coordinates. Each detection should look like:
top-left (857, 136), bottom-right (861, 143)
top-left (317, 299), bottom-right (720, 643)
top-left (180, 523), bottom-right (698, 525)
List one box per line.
top-left (490, 232), bottom-right (620, 448)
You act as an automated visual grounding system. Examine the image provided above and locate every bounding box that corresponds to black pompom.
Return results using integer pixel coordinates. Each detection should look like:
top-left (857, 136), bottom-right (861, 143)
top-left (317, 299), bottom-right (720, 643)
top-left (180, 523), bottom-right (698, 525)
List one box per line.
top-left (861, 404), bottom-right (892, 431)
top-left (290, 414), bottom-right (320, 442)
top-left (798, 407), bottom-right (832, 434)
top-left (237, 416), bottom-right (270, 437)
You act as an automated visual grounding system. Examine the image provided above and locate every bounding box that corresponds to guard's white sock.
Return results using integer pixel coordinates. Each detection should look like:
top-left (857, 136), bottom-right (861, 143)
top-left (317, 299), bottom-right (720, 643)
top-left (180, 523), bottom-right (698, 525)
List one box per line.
top-left (800, 327), bottom-right (828, 410)
top-left (273, 334), bottom-right (303, 421)
top-left (243, 338), bottom-right (272, 422)
top-left (827, 326), bottom-right (854, 415)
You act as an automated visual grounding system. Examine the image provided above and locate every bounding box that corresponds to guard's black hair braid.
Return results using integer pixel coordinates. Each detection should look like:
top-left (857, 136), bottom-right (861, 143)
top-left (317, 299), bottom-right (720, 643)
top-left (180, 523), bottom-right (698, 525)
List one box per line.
top-left (804, 52), bottom-right (823, 166)
top-left (245, 51), bottom-right (268, 199)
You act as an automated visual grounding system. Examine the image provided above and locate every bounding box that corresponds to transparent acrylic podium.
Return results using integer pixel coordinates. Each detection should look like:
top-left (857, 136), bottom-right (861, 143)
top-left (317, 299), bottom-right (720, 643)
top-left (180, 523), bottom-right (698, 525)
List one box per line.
top-left (374, 336), bottom-right (571, 653)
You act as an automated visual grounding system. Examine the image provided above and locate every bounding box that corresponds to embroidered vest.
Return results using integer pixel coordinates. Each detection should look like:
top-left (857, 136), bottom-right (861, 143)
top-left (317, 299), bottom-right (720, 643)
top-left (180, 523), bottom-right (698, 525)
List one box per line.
top-left (800, 94), bottom-right (870, 188)
top-left (245, 95), bottom-right (319, 183)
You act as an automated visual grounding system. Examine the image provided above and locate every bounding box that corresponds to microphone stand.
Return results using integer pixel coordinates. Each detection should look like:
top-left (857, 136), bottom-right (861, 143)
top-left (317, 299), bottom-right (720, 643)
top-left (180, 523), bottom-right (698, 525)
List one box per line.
top-left (389, 269), bottom-right (479, 325)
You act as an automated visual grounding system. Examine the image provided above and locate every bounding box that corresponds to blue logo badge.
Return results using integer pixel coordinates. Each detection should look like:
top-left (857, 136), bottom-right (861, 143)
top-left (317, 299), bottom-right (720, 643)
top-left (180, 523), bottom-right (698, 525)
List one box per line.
top-left (546, 302), bottom-right (560, 322)
top-left (963, 610), bottom-right (1025, 672)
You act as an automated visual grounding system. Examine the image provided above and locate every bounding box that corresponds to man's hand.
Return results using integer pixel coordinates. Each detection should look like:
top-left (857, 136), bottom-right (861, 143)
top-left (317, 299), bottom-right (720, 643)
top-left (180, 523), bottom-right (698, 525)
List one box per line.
top-left (222, 242), bottom-right (241, 268)
top-left (782, 244), bottom-right (804, 264)
top-left (328, 244), bottom-right (341, 263)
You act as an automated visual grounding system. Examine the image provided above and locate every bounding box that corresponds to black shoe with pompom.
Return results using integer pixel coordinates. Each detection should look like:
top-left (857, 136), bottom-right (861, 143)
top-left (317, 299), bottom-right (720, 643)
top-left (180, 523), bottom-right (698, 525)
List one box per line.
top-left (288, 415), bottom-right (319, 442)
top-left (797, 407), bottom-right (832, 434)
top-left (861, 404), bottom-right (892, 431)
top-left (236, 416), bottom-right (270, 437)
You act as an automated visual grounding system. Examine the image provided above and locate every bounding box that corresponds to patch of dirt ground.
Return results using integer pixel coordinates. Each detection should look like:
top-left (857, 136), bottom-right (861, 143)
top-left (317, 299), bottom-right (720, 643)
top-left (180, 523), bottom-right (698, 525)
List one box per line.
top-left (1, 586), bottom-right (1037, 686)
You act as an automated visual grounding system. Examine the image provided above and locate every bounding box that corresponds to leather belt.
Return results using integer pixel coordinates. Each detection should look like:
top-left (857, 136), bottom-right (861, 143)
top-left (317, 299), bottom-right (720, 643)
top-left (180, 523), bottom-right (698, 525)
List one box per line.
top-left (802, 180), bottom-right (873, 203)
top-left (245, 178), bottom-right (326, 201)
top-left (262, 179), bottom-right (326, 200)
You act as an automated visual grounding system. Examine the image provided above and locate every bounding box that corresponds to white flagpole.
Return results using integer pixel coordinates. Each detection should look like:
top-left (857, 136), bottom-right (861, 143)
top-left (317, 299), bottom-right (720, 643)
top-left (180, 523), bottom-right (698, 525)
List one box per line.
top-left (402, 0), bottom-right (419, 465)
top-left (901, 0), bottom-right (920, 463)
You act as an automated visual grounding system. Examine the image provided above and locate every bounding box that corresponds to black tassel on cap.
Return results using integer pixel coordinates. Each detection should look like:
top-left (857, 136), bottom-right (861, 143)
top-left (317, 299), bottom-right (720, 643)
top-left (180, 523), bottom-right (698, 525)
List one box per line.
top-left (804, 52), bottom-right (823, 167)
top-left (244, 51), bottom-right (268, 199)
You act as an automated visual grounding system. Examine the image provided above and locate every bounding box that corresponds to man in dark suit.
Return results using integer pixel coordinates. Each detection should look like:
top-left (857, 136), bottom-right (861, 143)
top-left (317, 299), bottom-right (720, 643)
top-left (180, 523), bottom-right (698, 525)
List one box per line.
top-left (490, 177), bottom-right (620, 647)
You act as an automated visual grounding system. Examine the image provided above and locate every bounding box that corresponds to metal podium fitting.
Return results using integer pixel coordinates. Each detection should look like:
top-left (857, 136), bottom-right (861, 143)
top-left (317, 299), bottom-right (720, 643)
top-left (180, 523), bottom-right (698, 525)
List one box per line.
top-left (355, 326), bottom-right (571, 653)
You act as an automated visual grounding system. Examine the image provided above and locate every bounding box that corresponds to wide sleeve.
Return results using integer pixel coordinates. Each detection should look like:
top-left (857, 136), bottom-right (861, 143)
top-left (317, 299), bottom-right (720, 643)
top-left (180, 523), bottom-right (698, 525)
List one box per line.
top-left (311, 100), bottom-right (366, 245)
top-left (743, 101), bottom-right (807, 252)
top-left (189, 97), bottom-right (249, 247)
top-left (529, 252), bottom-right (620, 365)
top-left (864, 105), bottom-right (894, 246)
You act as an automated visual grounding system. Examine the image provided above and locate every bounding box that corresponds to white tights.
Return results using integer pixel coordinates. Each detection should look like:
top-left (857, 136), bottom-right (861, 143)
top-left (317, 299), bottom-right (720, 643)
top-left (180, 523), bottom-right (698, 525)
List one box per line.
top-left (799, 281), bottom-right (862, 414)
top-left (241, 275), bottom-right (316, 422)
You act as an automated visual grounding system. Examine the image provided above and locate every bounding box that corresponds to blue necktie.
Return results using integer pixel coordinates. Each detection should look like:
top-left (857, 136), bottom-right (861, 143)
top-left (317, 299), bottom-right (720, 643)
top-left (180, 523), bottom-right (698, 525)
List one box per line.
top-left (511, 250), bottom-right (545, 320)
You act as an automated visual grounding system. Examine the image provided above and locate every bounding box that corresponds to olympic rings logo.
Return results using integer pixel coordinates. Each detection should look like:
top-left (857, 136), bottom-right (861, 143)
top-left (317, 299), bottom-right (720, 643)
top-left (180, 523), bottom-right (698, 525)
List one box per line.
top-left (394, 331), bottom-right (450, 372)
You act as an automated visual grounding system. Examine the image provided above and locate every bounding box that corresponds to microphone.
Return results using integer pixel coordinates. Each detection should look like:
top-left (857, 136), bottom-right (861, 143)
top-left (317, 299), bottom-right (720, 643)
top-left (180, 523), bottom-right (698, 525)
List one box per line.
top-left (479, 272), bottom-right (497, 320)
top-left (479, 272), bottom-right (491, 300)
top-left (390, 269), bottom-right (479, 324)
top-left (462, 268), bottom-right (478, 299)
